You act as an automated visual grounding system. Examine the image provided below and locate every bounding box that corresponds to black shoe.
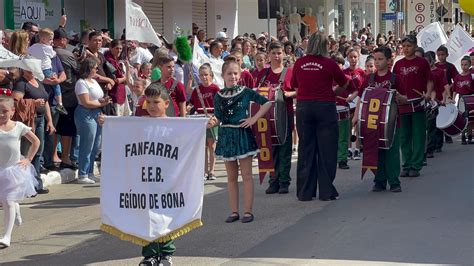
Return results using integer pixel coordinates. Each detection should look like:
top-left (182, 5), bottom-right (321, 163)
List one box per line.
top-left (338, 160), bottom-right (349, 169)
top-left (40, 165), bottom-right (49, 174)
top-left (400, 169), bottom-right (410, 177)
top-left (225, 212), bottom-right (239, 223)
top-left (139, 256), bottom-right (160, 266)
top-left (207, 173), bottom-right (217, 180)
top-left (445, 136), bottom-right (453, 144)
top-left (265, 180), bottom-right (280, 194)
top-left (372, 182), bottom-right (386, 192)
top-left (36, 188), bottom-right (49, 194)
top-left (434, 148), bottom-right (442, 153)
top-left (461, 138), bottom-right (467, 145)
top-left (426, 152), bottom-right (434, 158)
top-left (408, 169), bottom-right (420, 177)
top-left (55, 105), bottom-right (68, 115)
top-left (319, 195), bottom-right (339, 201)
top-left (390, 184), bottom-right (402, 192)
top-left (60, 162), bottom-right (78, 170)
top-left (241, 213), bottom-right (254, 223)
top-left (44, 164), bottom-right (60, 171)
top-left (278, 183), bottom-right (289, 194)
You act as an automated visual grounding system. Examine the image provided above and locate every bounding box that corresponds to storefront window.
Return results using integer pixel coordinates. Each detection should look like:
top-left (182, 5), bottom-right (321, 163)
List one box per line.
top-left (277, 0), bottom-right (324, 42)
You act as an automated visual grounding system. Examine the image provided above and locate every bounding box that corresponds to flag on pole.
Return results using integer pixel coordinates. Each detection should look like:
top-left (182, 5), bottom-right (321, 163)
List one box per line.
top-left (125, 0), bottom-right (162, 47)
top-left (0, 45), bottom-right (45, 80)
top-left (192, 36), bottom-right (224, 89)
top-left (416, 22), bottom-right (448, 52)
top-left (446, 25), bottom-right (474, 65)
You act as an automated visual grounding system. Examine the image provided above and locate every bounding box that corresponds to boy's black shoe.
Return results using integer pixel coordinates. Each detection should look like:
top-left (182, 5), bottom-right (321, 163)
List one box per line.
top-left (400, 169), bottom-right (410, 177)
top-left (434, 148), bottom-right (442, 153)
top-left (372, 182), bottom-right (386, 192)
top-left (160, 254), bottom-right (173, 266)
top-left (60, 162), bottom-right (78, 170)
top-left (426, 152), bottom-right (434, 158)
top-left (265, 180), bottom-right (279, 194)
top-left (278, 183), bottom-right (289, 194)
top-left (139, 256), bottom-right (159, 266)
top-left (338, 160), bottom-right (349, 169)
top-left (390, 184), bottom-right (402, 192)
top-left (445, 136), bottom-right (453, 143)
top-left (36, 188), bottom-right (49, 194)
top-left (408, 169), bottom-right (420, 177)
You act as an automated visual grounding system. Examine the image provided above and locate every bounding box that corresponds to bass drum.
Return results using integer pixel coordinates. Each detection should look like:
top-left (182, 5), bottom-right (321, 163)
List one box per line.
top-left (273, 87), bottom-right (288, 145)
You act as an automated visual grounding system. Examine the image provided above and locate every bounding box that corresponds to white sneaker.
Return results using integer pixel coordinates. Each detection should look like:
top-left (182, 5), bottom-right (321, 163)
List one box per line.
top-left (0, 236), bottom-right (11, 248)
top-left (77, 177), bottom-right (95, 184)
top-left (353, 150), bottom-right (361, 160)
top-left (88, 174), bottom-right (100, 182)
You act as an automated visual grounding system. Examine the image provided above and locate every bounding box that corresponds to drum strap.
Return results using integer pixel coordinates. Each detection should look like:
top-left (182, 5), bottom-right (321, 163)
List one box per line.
top-left (257, 67), bottom-right (287, 88)
top-left (196, 86), bottom-right (209, 117)
top-left (169, 79), bottom-right (179, 94)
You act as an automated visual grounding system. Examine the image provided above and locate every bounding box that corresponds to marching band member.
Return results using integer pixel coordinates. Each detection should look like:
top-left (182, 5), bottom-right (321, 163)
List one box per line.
top-left (209, 59), bottom-right (271, 223)
top-left (342, 48), bottom-right (364, 161)
top-left (353, 46), bottom-right (407, 192)
top-left (255, 41), bottom-right (296, 194)
top-left (331, 53), bottom-right (354, 170)
top-left (393, 35), bottom-right (433, 178)
top-left (435, 45), bottom-right (459, 144)
top-left (291, 32), bottom-right (349, 201)
top-left (451, 56), bottom-right (474, 144)
top-left (189, 64), bottom-right (220, 180)
top-left (424, 51), bottom-right (449, 158)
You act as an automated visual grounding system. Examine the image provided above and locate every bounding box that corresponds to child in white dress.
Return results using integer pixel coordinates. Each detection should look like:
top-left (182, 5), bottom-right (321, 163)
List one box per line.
top-left (0, 89), bottom-right (40, 248)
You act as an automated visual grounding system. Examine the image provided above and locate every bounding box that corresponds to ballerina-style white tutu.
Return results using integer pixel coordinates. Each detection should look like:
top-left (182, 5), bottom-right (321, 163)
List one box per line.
top-left (0, 163), bottom-right (38, 201)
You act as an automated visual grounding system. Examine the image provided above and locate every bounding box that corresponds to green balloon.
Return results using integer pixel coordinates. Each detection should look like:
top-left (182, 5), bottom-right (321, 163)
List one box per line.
top-left (151, 68), bottom-right (161, 82)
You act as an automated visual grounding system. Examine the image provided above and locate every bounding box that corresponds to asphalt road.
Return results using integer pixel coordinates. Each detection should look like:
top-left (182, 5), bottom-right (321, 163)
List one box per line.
top-left (1, 140), bottom-right (473, 266)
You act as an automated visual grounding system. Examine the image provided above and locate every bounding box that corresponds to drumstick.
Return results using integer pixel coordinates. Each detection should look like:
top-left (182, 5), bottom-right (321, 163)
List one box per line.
top-left (413, 89), bottom-right (424, 97)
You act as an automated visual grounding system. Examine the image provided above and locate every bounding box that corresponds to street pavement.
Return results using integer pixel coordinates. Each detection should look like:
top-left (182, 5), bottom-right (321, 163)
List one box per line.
top-left (0, 140), bottom-right (473, 266)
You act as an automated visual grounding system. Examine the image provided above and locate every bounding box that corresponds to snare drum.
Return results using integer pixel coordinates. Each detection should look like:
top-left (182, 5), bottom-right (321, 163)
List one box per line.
top-left (358, 88), bottom-right (398, 149)
top-left (436, 104), bottom-right (468, 136)
top-left (398, 97), bottom-right (425, 115)
top-left (337, 105), bottom-right (350, 121)
top-left (457, 95), bottom-right (474, 122)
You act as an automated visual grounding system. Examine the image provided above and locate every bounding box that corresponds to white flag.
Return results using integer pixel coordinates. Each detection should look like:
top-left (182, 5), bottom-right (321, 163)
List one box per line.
top-left (446, 25), bottom-right (474, 65)
top-left (192, 36), bottom-right (210, 68)
top-left (125, 0), bottom-right (162, 47)
top-left (0, 45), bottom-right (45, 80)
top-left (416, 22), bottom-right (448, 52)
top-left (101, 116), bottom-right (206, 245)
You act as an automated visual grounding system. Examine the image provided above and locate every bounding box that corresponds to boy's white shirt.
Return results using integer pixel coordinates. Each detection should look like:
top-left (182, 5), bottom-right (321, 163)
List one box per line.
top-left (28, 43), bottom-right (56, 70)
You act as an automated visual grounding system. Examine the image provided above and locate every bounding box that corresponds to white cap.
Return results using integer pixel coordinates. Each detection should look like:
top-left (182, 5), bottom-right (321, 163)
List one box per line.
top-left (257, 33), bottom-right (266, 39)
top-left (216, 31), bottom-right (227, 39)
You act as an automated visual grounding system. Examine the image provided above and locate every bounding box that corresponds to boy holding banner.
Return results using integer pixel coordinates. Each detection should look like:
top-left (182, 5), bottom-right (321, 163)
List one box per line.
top-left (393, 35), bottom-right (434, 178)
top-left (354, 46), bottom-right (407, 192)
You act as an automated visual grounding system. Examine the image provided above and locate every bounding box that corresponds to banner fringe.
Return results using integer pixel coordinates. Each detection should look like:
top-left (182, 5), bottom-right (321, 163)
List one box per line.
top-left (101, 219), bottom-right (203, 246)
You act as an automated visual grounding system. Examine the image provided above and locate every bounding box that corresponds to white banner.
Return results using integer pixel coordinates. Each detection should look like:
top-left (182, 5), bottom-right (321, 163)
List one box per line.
top-left (446, 25), bottom-right (474, 65)
top-left (417, 22), bottom-right (448, 52)
top-left (0, 45), bottom-right (45, 81)
top-left (125, 0), bottom-right (162, 47)
top-left (407, 0), bottom-right (437, 33)
top-left (101, 117), bottom-right (206, 245)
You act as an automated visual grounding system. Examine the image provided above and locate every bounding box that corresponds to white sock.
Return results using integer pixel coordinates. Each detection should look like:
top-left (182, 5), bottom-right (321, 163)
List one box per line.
top-left (14, 202), bottom-right (22, 226)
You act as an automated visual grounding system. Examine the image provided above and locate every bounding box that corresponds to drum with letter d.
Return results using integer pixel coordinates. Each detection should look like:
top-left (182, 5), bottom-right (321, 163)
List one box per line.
top-left (436, 104), bottom-right (467, 136)
top-left (249, 86), bottom-right (288, 145)
top-left (358, 88), bottom-right (398, 149)
top-left (457, 95), bottom-right (474, 122)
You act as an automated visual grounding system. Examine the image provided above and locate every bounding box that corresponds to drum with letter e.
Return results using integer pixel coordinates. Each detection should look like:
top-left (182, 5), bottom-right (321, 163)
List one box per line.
top-left (358, 88), bottom-right (398, 149)
top-left (436, 104), bottom-right (468, 136)
top-left (337, 106), bottom-right (350, 121)
top-left (398, 97), bottom-right (425, 115)
top-left (250, 86), bottom-right (288, 145)
top-left (457, 95), bottom-right (474, 122)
